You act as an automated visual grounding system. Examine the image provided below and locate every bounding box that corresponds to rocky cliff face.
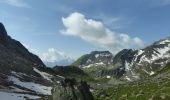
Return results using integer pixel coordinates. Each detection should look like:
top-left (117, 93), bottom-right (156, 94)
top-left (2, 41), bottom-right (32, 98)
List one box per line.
top-left (52, 78), bottom-right (94, 100)
top-left (0, 23), bottom-right (45, 74)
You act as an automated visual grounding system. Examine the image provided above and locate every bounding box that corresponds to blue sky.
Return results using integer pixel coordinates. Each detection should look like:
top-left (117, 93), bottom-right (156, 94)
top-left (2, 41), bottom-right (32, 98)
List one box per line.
top-left (0, 0), bottom-right (170, 66)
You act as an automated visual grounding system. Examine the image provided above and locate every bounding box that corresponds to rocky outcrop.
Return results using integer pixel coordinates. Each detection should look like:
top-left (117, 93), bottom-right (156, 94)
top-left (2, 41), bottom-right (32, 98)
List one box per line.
top-left (96, 67), bottom-right (126, 78)
top-left (52, 78), bottom-right (94, 100)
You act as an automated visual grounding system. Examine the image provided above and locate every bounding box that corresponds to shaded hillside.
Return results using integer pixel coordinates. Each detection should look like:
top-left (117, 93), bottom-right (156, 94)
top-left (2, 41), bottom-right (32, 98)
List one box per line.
top-left (0, 23), bottom-right (45, 75)
top-left (0, 23), bottom-right (93, 100)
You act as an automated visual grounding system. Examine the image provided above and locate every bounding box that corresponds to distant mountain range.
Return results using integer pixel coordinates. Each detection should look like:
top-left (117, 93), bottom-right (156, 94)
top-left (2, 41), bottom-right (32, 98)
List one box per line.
top-left (73, 36), bottom-right (170, 81)
top-left (44, 58), bottom-right (74, 67)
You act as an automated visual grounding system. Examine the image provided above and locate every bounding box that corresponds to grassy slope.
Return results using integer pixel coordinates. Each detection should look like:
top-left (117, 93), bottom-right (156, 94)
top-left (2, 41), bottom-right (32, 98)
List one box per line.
top-left (94, 62), bottom-right (170, 100)
top-left (71, 54), bottom-right (90, 66)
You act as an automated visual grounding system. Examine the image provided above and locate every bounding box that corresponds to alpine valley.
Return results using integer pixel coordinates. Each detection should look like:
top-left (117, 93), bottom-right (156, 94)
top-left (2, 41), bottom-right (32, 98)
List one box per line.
top-left (0, 22), bottom-right (170, 100)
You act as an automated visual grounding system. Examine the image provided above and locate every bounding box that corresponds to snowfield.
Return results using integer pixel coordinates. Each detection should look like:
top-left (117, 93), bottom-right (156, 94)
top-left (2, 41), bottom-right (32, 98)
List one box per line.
top-left (33, 67), bottom-right (53, 82)
top-left (8, 76), bottom-right (52, 95)
top-left (0, 91), bottom-right (40, 100)
top-left (83, 62), bottom-right (105, 68)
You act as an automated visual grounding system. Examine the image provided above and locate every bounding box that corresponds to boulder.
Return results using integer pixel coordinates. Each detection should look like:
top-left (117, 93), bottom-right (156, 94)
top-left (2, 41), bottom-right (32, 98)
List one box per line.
top-left (52, 78), bottom-right (94, 100)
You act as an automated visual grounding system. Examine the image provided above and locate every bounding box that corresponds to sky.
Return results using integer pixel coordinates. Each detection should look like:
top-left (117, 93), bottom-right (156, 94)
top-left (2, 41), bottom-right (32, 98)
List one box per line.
top-left (0, 0), bottom-right (170, 66)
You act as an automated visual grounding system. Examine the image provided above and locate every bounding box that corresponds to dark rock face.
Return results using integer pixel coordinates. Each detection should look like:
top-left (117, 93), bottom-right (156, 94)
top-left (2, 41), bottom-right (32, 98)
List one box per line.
top-left (52, 78), bottom-right (94, 100)
top-left (0, 23), bottom-right (8, 42)
top-left (96, 67), bottom-right (126, 78)
top-left (113, 49), bottom-right (137, 64)
top-left (0, 23), bottom-right (45, 74)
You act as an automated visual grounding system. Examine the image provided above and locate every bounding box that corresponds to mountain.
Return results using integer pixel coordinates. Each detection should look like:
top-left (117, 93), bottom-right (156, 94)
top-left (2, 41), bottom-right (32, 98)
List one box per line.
top-left (44, 58), bottom-right (74, 67)
top-left (113, 37), bottom-right (170, 80)
top-left (72, 51), bottom-right (114, 68)
top-left (0, 22), bottom-right (56, 99)
top-left (0, 23), bottom-right (92, 100)
top-left (94, 62), bottom-right (170, 100)
top-left (0, 23), bottom-right (46, 73)
top-left (73, 37), bottom-right (170, 81)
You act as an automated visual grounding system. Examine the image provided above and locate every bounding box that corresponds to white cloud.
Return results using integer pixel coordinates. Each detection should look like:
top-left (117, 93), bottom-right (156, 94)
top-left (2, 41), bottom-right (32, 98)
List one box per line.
top-left (39, 48), bottom-right (73, 63)
top-left (23, 44), bottom-right (74, 66)
top-left (4, 0), bottom-right (29, 8)
top-left (61, 12), bottom-right (144, 53)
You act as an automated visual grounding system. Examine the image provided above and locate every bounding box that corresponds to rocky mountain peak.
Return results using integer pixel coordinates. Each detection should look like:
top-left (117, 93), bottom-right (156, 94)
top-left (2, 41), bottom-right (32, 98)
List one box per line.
top-left (90, 51), bottom-right (112, 55)
top-left (0, 23), bottom-right (46, 75)
top-left (0, 23), bottom-right (8, 42)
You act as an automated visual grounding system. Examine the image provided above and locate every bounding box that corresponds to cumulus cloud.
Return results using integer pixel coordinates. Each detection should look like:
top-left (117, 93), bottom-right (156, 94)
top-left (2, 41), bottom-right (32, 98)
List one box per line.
top-left (40, 48), bottom-right (71, 63)
top-left (4, 0), bottom-right (29, 8)
top-left (61, 12), bottom-right (144, 53)
top-left (23, 44), bottom-right (74, 66)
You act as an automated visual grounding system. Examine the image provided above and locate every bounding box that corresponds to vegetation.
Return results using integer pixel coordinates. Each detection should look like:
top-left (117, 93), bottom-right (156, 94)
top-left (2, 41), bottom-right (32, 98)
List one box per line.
top-left (94, 78), bottom-right (170, 100)
top-left (71, 54), bottom-right (90, 66)
top-left (93, 62), bottom-right (170, 100)
top-left (157, 62), bottom-right (170, 74)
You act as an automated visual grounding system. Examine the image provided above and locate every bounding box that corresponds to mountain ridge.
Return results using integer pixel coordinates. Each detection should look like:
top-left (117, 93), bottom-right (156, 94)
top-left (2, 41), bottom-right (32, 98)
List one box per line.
top-left (0, 23), bottom-right (92, 100)
top-left (73, 36), bottom-right (170, 81)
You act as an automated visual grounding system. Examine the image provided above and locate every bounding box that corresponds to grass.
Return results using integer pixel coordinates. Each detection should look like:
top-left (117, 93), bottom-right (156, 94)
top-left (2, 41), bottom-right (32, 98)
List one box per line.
top-left (94, 77), bottom-right (170, 100)
top-left (157, 62), bottom-right (170, 74)
top-left (71, 54), bottom-right (90, 66)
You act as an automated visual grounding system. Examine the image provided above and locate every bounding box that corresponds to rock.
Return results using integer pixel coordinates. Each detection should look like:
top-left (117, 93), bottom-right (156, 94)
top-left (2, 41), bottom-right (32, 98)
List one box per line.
top-left (52, 78), bottom-right (94, 100)
top-left (0, 23), bottom-right (8, 42)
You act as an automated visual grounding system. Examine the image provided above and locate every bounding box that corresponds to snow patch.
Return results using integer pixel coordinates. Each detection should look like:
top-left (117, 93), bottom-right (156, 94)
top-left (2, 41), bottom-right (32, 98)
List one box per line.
top-left (137, 50), bottom-right (144, 56)
top-left (33, 67), bottom-right (53, 82)
top-left (159, 39), bottom-right (170, 45)
top-left (86, 59), bottom-right (92, 63)
top-left (125, 61), bottom-right (131, 71)
top-left (8, 76), bottom-right (52, 95)
top-left (95, 54), bottom-right (99, 58)
top-left (56, 75), bottom-right (65, 79)
top-left (106, 76), bottom-right (111, 78)
top-left (11, 71), bottom-right (29, 78)
top-left (150, 71), bottom-right (155, 76)
top-left (125, 76), bottom-right (131, 81)
top-left (139, 55), bottom-right (151, 63)
top-left (83, 62), bottom-right (105, 68)
top-left (95, 53), bottom-right (111, 58)
top-left (151, 45), bottom-right (170, 61)
top-left (0, 91), bottom-right (40, 100)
